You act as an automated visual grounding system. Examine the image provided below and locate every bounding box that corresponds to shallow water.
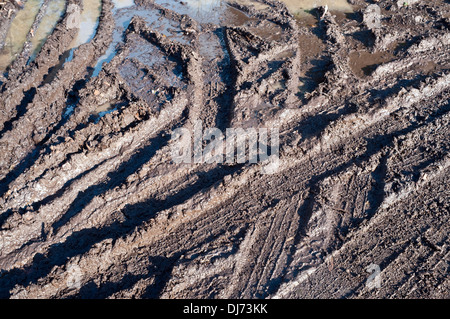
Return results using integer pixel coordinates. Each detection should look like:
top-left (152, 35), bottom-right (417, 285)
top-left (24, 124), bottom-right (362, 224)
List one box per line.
top-left (0, 0), bottom-right (104, 72)
top-left (0, 0), bottom-right (43, 71)
top-left (349, 50), bottom-right (396, 77)
top-left (154, 0), bottom-right (253, 25)
top-left (158, 0), bottom-right (226, 23)
top-left (93, 2), bottom-right (166, 77)
top-left (153, 0), bottom-right (353, 21)
top-left (280, 0), bottom-right (353, 15)
top-left (0, 0), bottom-right (353, 74)
top-left (96, 100), bottom-right (115, 115)
top-left (70, 0), bottom-right (102, 48)
top-left (113, 0), bottom-right (135, 9)
top-left (30, 0), bottom-right (66, 60)
top-left (231, 0), bottom-right (270, 11)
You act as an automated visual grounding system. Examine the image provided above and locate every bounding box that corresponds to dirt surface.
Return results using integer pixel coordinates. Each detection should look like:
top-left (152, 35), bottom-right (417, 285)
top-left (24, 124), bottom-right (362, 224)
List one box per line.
top-left (0, 0), bottom-right (449, 299)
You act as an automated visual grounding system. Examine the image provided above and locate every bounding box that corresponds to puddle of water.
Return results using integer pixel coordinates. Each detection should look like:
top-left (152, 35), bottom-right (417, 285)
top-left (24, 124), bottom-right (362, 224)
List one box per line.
top-left (61, 0), bottom-right (104, 70)
top-left (280, 0), bottom-right (353, 16)
top-left (96, 101), bottom-right (115, 114)
top-left (94, 100), bottom-right (125, 122)
top-left (63, 103), bottom-right (77, 118)
top-left (0, 0), bottom-right (107, 75)
top-left (64, 99), bottom-right (123, 121)
top-left (67, 0), bottom-right (136, 57)
top-left (70, 0), bottom-right (102, 48)
top-left (247, 21), bottom-right (283, 42)
top-left (0, 0), bottom-right (43, 71)
top-left (92, 6), bottom-right (162, 76)
top-left (163, 0), bottom-right (226, 22)
top-left (93, 2), bottom-right (203, 77)
top-left (154, 0), bottom-right (252, 25)
top-left (30, 0), bottom-right (66, 60)
top-left (93, 101), bottom-right (119, 123)
top-left (225, 5), bottom-right (255, 26)
top-left (92, 0), bottom-right (257, 76)
top-left (230, 0), bottom-right (269, 11)
top-left (349, 50), bottom-right (396, 77)
top-left (113, 0), bottom-right (135, 9)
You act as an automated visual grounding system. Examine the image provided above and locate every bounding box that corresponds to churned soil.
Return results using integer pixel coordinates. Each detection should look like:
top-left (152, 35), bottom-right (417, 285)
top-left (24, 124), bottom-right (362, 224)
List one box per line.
top-left (0, 0), bottom-right (449, 298)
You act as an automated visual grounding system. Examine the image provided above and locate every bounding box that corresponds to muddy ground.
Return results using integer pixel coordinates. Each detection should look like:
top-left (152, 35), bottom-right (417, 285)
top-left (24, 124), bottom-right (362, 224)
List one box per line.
top-left (0, 0), bottom-right (449, 299)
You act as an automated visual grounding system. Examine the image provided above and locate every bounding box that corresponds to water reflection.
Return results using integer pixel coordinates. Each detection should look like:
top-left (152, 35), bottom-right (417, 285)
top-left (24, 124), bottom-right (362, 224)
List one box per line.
top-left (30, 0), bottom-right (66, 60)
top-left (279, 0), bottom-right (353, 16)
top-left (70, 0), bottom-right (102, 48)
top-left (0, 0), bottom-right (43, 71)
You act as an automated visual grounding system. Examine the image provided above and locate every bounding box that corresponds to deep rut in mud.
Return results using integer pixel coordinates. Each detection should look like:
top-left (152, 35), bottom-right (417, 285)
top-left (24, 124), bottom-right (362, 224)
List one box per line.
top-left (0, 0), bottom-right (449, 299)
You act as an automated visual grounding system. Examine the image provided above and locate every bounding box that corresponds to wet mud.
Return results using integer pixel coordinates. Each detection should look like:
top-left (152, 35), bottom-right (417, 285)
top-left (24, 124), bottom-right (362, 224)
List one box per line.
top-left (0, 0), bottom-right (449, 299)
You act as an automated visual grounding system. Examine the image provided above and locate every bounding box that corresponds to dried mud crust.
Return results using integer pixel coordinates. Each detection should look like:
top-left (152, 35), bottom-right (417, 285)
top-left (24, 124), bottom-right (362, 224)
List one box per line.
top-left (0, 0), bottom-right (449, 299)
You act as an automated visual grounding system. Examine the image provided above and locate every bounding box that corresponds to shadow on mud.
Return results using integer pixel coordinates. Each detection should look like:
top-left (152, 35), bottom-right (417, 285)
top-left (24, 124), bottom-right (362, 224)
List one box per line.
top-left (0, 154), bottom-right (243, 298)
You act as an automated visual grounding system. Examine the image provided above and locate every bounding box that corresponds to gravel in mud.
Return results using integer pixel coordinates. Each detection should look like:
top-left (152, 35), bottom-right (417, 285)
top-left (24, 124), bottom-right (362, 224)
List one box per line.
top-left (0, 0), bottom-right (449, 299)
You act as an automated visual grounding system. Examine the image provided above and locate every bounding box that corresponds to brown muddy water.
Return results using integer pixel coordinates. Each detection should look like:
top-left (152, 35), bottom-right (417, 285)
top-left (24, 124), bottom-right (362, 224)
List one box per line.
top-left (349, 50), bottom-right (396, 77)
top-left (281, 0), bottom-right (353, 16)
top-left (0, 0), bottom-right (43, 71)
top-left (30, 0), bottom-right (66, 60)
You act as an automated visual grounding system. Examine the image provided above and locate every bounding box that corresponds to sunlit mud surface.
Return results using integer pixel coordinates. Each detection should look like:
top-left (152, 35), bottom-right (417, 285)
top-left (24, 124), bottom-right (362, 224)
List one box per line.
top-left (0, 0), bottom-right (449, 299)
